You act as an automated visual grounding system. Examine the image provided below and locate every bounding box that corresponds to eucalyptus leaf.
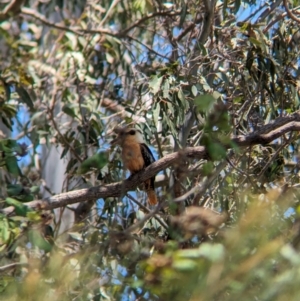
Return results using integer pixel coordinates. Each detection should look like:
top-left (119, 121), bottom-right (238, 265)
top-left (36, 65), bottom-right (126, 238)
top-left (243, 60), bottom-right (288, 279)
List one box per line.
top-left (195, 94), bottom-right (216, 112)
top-left (78, 152), bottom-right (108, 174)
top-left (15, 86), bottom-right (34, 111)
top-left (149, 75), bottom-right (163, 95)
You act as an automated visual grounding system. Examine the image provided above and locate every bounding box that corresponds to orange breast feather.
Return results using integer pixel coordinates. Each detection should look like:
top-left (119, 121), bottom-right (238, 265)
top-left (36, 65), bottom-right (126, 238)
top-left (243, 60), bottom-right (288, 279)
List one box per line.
top-left (122, 142), bottom-right (144, 173)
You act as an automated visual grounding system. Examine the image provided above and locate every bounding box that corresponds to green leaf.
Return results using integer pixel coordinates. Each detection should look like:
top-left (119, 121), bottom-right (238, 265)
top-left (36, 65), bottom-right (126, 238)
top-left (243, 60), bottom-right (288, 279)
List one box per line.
top-left (172, 259), bottom-right (197, 271)
top-left (31, 111), bottom-right (46, 123)
top-left (62, 104), bottom-right (77, 118)
top-left (177, 90), bottom-right (188, 112)
top-left (1, 104), bottom-right (17, 118)
top-left (234, 96), bottom-right (243, 104)
top-left (0, 217), bottom-right (10, 243)
top-left (149, 75), bottom-right (163, 95)
top-left (1, 116), bottom-right (13, 131)
top-left (7, 184), bottom-right (23, 196)
top-left (5, 155), bottom-right (21, 176)
top-left (66, 158), bottom-right (77, 173)
top-left (30, 186), bottom-right (40, 194)
top-left (153, 102), bottom-right (160, 125)
top-left (162, 78), bottom-right (170, 98)
top-left (191, 85), bottom-right (198, 97)
top-left (234, 0), bottom-right (241, 13)
top-left (223, 0), bottom-right (228, 17)
top-left (6, 139), bottom-right (23, 154)
top-left (177, 89), bottom-right (185, 102)
top-left (212, 91), bottom-right (222, 100)
top-left (27, 211), bottom-right (43, 222)
top-left (5, 198), bottom-right (29, 216)
top-left (198, 243), bottom-right (225, 262)
top-left (6, 187), bottom-right (34, 203)
top-left (78, 152), bottom-right (108, 174)
top-left (89, 118), bottom-right (102, 138)
top-left (15, 86), bottom-right (34, 111)
top-left (0, 79), bottom-right (11, 101)
top-left (202, 162), bottom-right (214, 176)
top-left (207, 142), bottom-right (227, 161)
top-left (199, 76), bottom-right (211, 91)
top-left (179, 0), bottom-right (187, 28)
top-left (28, 229), bottom-right (53, 252)
top-left (249, 37), bottom-right (261, 46)
top-left (15, 193), bottom-right (34, 203)
top-left (106, 52), bottom-right (114, 64)
top-left (195, 94), bottom-right (216, 112)
top-left (164, 112), bottom-right (177, 137)
top-left (60, 146), bottom-right (69, 159)
top-left (176, 248), bottom-right (203, 259)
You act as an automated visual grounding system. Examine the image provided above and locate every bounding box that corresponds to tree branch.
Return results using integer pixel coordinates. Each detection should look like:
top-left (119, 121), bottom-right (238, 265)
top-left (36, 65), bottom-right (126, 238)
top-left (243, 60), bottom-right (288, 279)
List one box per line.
top-left (283, 0), bottom-right (300, 24)
top-left (21, 8), bottom-right (181, 39)
top-left (0, 0), bottom-right (24, 22)
top-left (2, 112), bottom-right (300, 215)
top-left (119, 11), bottom-right (181, 37)
top-left (21, 7), bottom-right (83, 36)
top-left (21, 7), bottom-right (117, 37)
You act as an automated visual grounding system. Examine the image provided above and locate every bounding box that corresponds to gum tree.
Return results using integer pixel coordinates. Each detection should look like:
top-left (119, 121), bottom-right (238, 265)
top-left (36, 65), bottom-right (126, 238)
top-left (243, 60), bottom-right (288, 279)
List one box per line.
top-left (1, 0), bottom-right (300, 300)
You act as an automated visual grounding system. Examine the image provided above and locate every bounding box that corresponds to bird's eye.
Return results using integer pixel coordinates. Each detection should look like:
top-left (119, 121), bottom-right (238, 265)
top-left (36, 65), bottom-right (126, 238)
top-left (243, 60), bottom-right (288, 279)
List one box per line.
top-left (129, 130), bottom-right (135, 135)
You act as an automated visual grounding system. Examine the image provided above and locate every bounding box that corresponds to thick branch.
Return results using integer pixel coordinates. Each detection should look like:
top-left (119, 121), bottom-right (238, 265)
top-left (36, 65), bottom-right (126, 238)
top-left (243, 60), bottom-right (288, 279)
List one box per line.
top-left (2, 148), bottom-right (204, 214)
top-left (2, 112), bottom-right (300, 214)
top-left (232, 121), bottom-right (300, 146)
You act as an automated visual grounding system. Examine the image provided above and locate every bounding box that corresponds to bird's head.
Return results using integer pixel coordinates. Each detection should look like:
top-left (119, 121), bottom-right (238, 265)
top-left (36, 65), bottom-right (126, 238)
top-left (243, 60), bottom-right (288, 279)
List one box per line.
top-left (111, 127), bottom-right (144, 146)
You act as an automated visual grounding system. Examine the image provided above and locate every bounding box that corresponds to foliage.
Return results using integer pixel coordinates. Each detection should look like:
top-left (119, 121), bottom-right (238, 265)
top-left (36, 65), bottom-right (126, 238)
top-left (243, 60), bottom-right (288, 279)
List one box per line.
top-left (1, 0), bottom-right (300, 300)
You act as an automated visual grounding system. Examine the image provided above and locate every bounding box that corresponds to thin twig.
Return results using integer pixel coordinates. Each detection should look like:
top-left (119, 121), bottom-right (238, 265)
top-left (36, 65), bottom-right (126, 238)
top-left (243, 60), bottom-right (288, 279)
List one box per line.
top-left (126, 194), bottom-right (168, 230)
top-left (0, 262), bottom-right (27, 272)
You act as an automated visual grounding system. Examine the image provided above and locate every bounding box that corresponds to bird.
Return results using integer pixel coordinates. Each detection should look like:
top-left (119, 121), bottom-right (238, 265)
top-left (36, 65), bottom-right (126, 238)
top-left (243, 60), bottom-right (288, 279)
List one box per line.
top-left (111, 127), bottom-right (158, 205)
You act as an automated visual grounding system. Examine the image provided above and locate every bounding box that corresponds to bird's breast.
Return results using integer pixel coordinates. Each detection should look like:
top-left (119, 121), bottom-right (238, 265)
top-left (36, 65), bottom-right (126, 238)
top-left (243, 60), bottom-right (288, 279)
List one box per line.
top-left (122, 142), bottom-right (144, 173)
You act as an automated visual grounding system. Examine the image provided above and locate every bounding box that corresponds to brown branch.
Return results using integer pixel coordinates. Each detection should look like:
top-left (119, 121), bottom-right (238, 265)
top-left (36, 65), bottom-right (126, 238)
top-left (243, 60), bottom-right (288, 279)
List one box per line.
top-left (102, 98), bottom-right (126, 115)
top-left (0, 262), bottom-right (27, 272)
top-left (0, 0), bottom-right (24, 22)
top-left (21, 7), bottom-right (117, 38)
top-left (2, 112), bottom-right (300, 215)
top-left (283, 0), bottom-right (300, 23)
top-left (19, 7), bottom-right (182, 47)
top-left (199, 0), bottom-right (216, 44)
top-left (257, 0), bottom-right (282, 23)
top-left (263, 12), bottom-right (287, 33)
top-left (175, 22), bottom-right (197, 42)
top-left (23, 8), bottom-right (173, 40)
top-left (98, 0), bottom-right (119, 27)
top-left (21, 7), bottom-right (83, 36)
top-left (21, 8), bottom-right (181, 39)
top-left (2, 148), bottom-right (203, 215)
top-left (190, 0), bottom-right (216, 78)
top-left (232, 121), bottom-right (300, 146)
top-left (119, 11), bottom-right (181, 37)
top-left (125, 193), bottom-right (169, 230)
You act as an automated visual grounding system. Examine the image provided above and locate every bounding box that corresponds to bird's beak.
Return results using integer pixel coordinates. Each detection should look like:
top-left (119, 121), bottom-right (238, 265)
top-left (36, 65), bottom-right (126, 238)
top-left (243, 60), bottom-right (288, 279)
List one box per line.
top-left (110, 136), bottom-right (120, 145)
top-left (110, 127), bottom-right (124, 145)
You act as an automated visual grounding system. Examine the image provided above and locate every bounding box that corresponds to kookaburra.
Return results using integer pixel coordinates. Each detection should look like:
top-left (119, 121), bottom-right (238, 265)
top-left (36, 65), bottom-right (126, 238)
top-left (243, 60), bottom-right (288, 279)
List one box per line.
top-left (111, 127), bottom-right (158, 205)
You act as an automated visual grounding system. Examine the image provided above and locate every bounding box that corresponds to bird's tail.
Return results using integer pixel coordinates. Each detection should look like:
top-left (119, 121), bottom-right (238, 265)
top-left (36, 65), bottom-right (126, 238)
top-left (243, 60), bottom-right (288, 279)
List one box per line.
top-left (147, 189), bottom-right (158, 205)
